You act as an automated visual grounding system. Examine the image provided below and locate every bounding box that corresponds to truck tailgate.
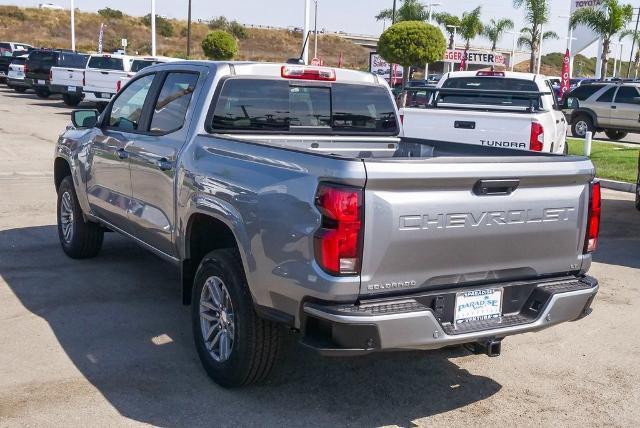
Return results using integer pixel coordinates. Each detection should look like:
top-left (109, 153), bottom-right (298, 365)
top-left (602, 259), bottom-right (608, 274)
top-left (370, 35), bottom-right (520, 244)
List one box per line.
top-left (402, 108), bottom-right (535, 150)
top-left (51, 67), bottom-right (83, 87)
top-left (84, 69), bottom-right (127, 93)
top-left (359, 157), bottom-right (594, 296)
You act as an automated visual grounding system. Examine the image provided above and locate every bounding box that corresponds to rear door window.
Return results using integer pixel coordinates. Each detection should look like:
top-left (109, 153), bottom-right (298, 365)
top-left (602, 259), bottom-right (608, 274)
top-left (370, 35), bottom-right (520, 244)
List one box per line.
top-left (569, 84), bottom-right (605, 101)
top-left (209, 79), bottom-right (398, 135)
top-left (88, 56), bottom-right (124, 71)
top-left (596, 87), bottom-right (616, 102)
top-left (150, 72), bottom-right (198, 134)
top-left (614, 86), bottom-right (640, 104)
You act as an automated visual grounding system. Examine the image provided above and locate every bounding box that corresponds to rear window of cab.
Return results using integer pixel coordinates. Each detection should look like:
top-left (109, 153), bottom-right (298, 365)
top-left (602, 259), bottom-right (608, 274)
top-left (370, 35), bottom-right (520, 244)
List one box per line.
top-left (88, 56), bottom-right (124, 71)
top-left (208, 78), bottom-right (398, 135)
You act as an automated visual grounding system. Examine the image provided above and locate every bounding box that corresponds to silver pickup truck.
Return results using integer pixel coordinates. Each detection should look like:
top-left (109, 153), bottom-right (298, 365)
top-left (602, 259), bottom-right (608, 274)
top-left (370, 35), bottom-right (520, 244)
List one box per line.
top-left (54, 61), bottom-right (601, 387)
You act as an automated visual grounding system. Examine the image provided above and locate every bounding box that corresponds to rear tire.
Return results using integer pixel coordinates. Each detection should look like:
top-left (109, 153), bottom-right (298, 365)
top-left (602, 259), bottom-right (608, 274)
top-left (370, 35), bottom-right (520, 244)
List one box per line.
top-left (604, 129), bottom-right (628, 141)
top-left (62, 93), bottom-right (82, 107)
top-left (14, 86), bottom-right (26, 93)
top-left (35, 88), bottom-right (50, 99)
top-left (191, 249), bottom-right (283, 387)
top-left (57, 176), bottom-right (104, 259)
top-left (571, 115), bottom-right (594, 138)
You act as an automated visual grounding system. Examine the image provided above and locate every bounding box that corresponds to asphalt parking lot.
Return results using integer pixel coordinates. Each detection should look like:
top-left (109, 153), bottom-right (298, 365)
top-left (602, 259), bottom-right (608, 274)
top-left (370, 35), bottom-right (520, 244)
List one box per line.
top-left (1, 86), bottom-right (639, 427)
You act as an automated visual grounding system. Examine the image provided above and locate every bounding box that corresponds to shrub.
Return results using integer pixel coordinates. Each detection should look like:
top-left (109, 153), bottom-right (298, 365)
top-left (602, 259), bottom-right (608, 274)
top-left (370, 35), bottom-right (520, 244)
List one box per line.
top-left (201, 30), bottom-right (238, 60)
top-left (98, 7), bottom-right (123, 19)
top-left (142, 14), bottom-right (174, 37)
top-left (228, 21), bottom-right (248, 39)
top-left (208, 16), bottom-right (228, 30)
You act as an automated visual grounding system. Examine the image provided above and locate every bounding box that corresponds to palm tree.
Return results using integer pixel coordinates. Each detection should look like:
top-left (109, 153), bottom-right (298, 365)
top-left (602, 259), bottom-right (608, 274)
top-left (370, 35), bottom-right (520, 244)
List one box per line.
top-left (460, 6), bottom-right (483, 50)
top-left (619, 29), bottom-right (640, 78)
top-left (517, 28), bottom-right (558, 70)
top-left (483, 18), bottom-right (514, 51)
top-left (376, 0), bottom-right (427, 23)
top-left (434, 12), bottom-right (461, 49)
top-left (513, 0), bottom-right (551, 73)
top-left (571, 0), bottom-right (633, 80)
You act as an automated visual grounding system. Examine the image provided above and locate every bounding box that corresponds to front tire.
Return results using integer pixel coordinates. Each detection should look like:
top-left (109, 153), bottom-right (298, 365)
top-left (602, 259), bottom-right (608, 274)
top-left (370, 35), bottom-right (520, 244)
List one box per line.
top-left (191, 249), bottom-right (283, 387)
top-left (571, 115), bottom-right (594, 138)
top-left (62, 93), bottom-right (82, 107)
top-left (57, 176), bottom-right (104, 258)
top-left (604, 129), bottom-right (628, 141)
top-left (14, 86), bottom-right (27, 93)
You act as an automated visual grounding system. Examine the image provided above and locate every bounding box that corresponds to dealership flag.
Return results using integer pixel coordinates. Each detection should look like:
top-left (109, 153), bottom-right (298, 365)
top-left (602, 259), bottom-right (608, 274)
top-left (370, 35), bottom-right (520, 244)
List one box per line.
top-left (97, 23), bottom-right (104, 54)
top-left (560, 49), bottom-right (571, 99)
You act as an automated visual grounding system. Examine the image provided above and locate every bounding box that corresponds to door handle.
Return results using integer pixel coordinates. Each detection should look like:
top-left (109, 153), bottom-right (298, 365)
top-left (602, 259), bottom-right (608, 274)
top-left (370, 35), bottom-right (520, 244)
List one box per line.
top-left (116, 148), bottom-right (128, 159)
top-left (155, 158), bottom-right (173, 171)
top-left (473, 179), bottom-right (520, 196)
top-left (611, 105), bottom-right (617, 109)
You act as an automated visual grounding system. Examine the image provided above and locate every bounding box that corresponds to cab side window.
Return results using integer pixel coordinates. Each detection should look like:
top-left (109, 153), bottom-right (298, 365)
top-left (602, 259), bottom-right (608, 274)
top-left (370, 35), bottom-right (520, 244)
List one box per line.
top-left (149, 72), bottom-right (198, 134)
top-left (108, 74), bottom-right (155, 131)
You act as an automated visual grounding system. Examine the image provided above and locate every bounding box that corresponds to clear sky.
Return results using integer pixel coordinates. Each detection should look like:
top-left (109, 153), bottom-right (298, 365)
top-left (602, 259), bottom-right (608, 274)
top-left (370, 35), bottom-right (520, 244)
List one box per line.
top-left (7, 0), bottom-right (640, 59)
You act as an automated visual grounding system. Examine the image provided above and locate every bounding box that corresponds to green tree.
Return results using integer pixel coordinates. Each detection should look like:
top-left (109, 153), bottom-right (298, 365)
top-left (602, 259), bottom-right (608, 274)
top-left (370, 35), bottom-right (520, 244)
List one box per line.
top-left (433, 12), bottom-right (461, 49)
top-left (620, 29), bottom-right (640, 78)
top-left (483, 18), bottom-right (514, 51)
top-left (375, 0), bottom-right (427, 23)
top-left (517, 27), bottom-right (558, 70)
top-left (201, 30), bottom-right (238, 60)
top-left (98, 7), bottom-right (123, 19)
top-left (460, 6), bottom-right (483, 50)
top-left (208, 16), bottom-right (229, 30)
top-left (513, 0), bottom-right (552, 72)
top-left (377, 21), bottom-right (447, 87)
top-left (570, 0), bottom-right (633, 80)
top-left (142, 14), bottom-right (174, 37)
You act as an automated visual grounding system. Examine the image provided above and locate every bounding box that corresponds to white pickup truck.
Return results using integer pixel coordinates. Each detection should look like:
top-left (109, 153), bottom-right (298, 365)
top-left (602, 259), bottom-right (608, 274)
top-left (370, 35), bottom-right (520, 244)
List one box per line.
top-left (399, 71), bottom-right (568, 154)
top-left (49, 52), bottom-right (89, 106)
top-left (82, 54), bottom-right (133, 109)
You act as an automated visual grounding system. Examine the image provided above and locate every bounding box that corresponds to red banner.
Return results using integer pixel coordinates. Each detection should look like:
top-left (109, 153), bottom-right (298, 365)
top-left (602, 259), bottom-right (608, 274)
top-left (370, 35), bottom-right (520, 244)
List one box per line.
top-left (459, 50), bottom-right (468, 71)
top-left (560, 49), bottom-right (571, 99)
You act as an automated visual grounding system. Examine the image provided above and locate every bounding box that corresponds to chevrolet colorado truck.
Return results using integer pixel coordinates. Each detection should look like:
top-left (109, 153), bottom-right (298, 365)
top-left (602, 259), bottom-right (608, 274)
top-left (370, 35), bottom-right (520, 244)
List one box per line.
top-left (400, 71), bottom-right (568, 154)
top-left (54, 61), bottom-right (601, 387)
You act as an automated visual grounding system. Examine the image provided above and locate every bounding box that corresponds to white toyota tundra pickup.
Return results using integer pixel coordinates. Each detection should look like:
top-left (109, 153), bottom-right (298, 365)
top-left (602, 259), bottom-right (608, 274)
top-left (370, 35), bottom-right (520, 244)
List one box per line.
top-left (399, 71), bottom-right (568, 154)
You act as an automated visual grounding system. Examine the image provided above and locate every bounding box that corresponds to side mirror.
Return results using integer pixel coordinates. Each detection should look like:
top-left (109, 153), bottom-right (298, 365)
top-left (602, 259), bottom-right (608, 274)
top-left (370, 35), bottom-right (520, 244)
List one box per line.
top-left (71, 109), bottom-right (99, 128)
top-left (565, 97), bottom-right (579, 109)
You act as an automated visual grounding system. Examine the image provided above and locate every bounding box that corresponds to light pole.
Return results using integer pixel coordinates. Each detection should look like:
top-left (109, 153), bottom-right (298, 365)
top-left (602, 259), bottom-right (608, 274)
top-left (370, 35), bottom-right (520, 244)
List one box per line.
top-left (303, 0), bottom-right (310, 64)
top-left (423, 2), bottom-right (441, 80)
top-left (536, 24), bottom-right (544, 75)
top-left (446, 24), bottom-right (459, 72)
top-left (70, 0), bottom-right (75, 51)
top-left (313, 0), bottom-right (318, 59)
top-left (611, 42), bottom-right (623, 78)
top-left (151, 0), bottom-right (156, 56)
top-left (187, 0), bottom-right (192, 58)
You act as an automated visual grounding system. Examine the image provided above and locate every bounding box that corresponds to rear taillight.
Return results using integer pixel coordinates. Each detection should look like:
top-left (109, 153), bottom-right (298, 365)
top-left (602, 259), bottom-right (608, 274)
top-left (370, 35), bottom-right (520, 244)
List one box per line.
top-left (82, 71), bottom-right (85, 87)
top-left (584, 181), bottom-right (601, 253)
top-left (281, 65), bottom-right (336, 81)
top-left (530, 121), bottom-right (544, 151)
top-left (116, 80), bottom-right (121, 92)
top-left (314, 183), bottom-right (363, 275)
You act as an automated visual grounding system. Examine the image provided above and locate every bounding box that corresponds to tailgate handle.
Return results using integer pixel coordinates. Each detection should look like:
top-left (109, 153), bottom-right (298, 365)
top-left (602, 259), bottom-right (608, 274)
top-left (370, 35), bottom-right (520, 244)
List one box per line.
top-left (474, 179), bottom-right (520, 196)
top-left (454, 120), bottom-right (476, 129)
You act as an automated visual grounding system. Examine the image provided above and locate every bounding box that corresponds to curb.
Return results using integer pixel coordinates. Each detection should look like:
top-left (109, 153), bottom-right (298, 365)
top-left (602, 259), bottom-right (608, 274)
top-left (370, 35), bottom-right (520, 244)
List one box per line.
top-left (598, 179), bottom-right (636, 194)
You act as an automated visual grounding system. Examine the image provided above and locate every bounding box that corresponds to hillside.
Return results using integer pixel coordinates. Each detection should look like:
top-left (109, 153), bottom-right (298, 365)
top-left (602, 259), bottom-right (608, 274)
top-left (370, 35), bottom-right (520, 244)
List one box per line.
top-left (515, 52), bottom-right (636, 78)
top-left (0, 5), bottom-right (370, 69)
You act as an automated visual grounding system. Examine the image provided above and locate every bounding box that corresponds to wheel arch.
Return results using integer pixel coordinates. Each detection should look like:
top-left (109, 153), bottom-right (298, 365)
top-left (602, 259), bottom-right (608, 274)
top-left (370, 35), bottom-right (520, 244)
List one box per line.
top-left (570, 108), bottom-right (598, 127)
top-left (54, 156), bottom-right (72, 191)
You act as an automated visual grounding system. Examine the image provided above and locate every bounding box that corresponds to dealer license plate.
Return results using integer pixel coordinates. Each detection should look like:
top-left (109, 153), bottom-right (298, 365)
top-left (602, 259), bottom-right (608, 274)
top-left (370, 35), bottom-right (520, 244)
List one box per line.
top-left (68, 85), bottom-right (76, 92)
top-left (454, 288), bottom-right (502, 325)
top-left (38, 79), bottom-right (45, 85)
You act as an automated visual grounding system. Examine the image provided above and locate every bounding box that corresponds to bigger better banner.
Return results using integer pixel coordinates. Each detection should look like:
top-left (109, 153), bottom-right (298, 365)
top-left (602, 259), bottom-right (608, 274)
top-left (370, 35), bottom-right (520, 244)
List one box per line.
top-left (444, 49), bottom-right (507, 67)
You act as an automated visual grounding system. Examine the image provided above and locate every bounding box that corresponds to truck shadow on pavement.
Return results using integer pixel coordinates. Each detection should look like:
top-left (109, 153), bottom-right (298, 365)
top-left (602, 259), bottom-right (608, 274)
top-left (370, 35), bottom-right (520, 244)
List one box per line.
top-left (1, 225), bottom-right (501, 427)
top-left (592, 197), bottom-right (640, 269)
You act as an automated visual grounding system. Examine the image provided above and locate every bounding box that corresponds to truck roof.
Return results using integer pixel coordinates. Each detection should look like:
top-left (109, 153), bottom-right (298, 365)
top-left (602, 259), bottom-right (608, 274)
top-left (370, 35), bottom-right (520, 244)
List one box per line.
top-left (143, 60), bottom-right (386, 85)
top-left (442, 70), bottom-right (547, 83)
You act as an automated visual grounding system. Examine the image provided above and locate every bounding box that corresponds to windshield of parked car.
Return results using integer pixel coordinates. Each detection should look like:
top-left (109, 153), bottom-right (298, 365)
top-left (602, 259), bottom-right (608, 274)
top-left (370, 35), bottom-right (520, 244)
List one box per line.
top-left (209, 79), bottom-right (398, 135)
top-left (438, 77), bottom-right (541, 108)
top-left (88, 56), bottom-right (124, 71)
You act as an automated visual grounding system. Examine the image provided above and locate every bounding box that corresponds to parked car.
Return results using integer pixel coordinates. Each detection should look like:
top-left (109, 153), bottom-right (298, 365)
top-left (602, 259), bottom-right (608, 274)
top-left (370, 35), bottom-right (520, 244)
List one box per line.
top-left (82, 54), bottom-right (134, 109)
top-left (0, 41), bottom-right (33, 56)
top-left (400, 71), bottom-right (568, 154)
top-left (0, 49), bottom-right (31, 82)
top-left (24, 49), bottom-right (75, 98)
top-left (5, 55), bottom-right (29, 92)
top-left (54, 61), bottom-right (600, 387)
top-left (49, 52), bottom-right (89, 106)
top-left (564, 82), bottom-right (640, 140)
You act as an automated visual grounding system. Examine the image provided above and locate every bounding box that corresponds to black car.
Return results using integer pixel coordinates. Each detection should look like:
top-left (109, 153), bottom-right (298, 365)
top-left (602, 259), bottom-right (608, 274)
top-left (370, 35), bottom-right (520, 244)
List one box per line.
top-left (24, 49), bottom-right (77, 98)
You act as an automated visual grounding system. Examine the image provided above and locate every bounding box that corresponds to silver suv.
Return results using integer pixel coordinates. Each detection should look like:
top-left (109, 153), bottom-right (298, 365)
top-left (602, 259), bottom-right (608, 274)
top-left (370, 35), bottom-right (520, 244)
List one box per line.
top-left (566, 82), bottom-right (640, 140)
